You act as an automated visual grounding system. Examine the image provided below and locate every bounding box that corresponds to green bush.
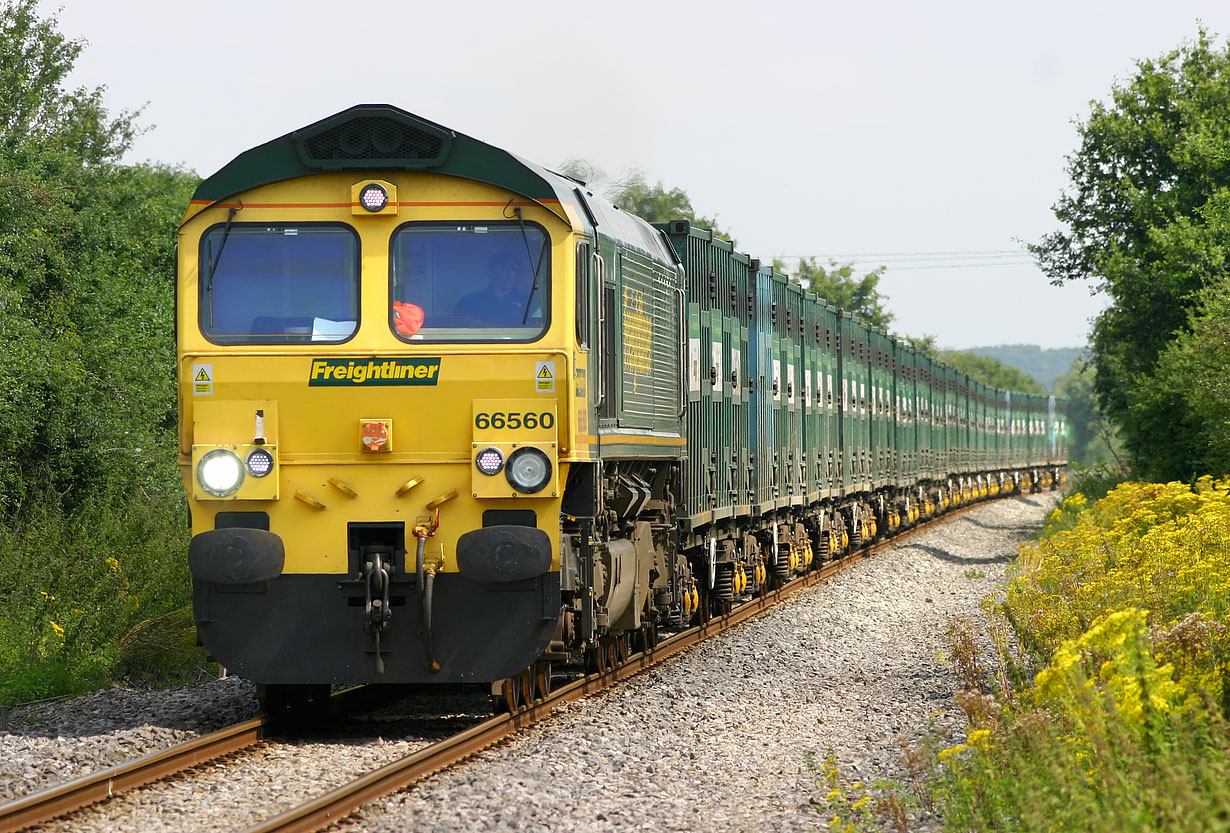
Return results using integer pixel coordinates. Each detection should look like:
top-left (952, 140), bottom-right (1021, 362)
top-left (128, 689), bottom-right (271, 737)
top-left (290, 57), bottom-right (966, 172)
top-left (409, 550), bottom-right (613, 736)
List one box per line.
top-left (0, 1), bottom-right (203, 703)
top-left (1065, 462), bottom-right (1128, 504)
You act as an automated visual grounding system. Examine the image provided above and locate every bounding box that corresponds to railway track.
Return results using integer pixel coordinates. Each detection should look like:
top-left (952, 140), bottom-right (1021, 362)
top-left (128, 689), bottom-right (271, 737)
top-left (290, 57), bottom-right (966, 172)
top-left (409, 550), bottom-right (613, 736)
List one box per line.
top-left (0, 716), bottom-right (265, 832)
top-left (0, 685), bottom-right (393, 833)
top-left (0, 493), bottom-right (1028, 833)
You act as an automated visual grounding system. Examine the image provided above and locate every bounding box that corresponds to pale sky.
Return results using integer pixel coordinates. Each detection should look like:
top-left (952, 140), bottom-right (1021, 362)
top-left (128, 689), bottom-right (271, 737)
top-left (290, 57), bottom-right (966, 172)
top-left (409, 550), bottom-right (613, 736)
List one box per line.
top-left (40, 0), bottom-right (1230, 349)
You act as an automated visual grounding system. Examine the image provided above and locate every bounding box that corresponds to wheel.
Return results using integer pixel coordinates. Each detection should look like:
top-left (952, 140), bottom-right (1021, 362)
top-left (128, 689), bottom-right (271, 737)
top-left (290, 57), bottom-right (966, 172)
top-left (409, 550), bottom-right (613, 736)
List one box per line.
top-left (587, 636), bottom-right (622, 675)
top-left (532, 660), bottom-right (553, 700)
top-left (634, 623), bottom-right (659, 654)
top-left (493, 667), bottom-right (536, 714)
top-left (495, 676), bottom-right (522, 713)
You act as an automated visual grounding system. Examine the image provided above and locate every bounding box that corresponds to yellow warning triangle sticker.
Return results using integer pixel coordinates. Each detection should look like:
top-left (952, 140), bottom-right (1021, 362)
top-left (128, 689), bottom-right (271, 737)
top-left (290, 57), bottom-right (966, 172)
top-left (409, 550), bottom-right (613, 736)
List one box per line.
top-left (537, 365), bottom-right (552, 379)
top-left (195, 368), bottom-right (211, 382)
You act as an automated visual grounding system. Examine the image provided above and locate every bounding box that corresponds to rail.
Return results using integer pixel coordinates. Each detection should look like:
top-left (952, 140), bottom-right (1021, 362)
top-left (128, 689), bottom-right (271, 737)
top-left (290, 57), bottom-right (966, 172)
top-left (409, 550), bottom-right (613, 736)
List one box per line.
top-left (0, 717), bottom-right (267, 833)
top-left (244, 500), bottom-right (994, 833)
top-left (0, 492), bottom-right (1030, 833)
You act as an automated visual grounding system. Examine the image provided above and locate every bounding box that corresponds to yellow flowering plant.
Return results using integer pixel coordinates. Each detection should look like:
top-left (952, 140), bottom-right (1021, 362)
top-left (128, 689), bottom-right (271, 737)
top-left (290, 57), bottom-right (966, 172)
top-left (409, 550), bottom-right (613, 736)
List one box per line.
top-left (933, 479), bottom-right (1230, 832)
top-left (1003, 479), bottom-right (1230, 705)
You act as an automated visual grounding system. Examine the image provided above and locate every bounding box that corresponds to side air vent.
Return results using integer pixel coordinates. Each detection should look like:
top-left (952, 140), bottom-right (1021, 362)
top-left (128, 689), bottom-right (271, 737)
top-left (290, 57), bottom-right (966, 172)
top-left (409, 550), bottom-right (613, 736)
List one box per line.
top-left (293, 109), bottom-right (454, 170)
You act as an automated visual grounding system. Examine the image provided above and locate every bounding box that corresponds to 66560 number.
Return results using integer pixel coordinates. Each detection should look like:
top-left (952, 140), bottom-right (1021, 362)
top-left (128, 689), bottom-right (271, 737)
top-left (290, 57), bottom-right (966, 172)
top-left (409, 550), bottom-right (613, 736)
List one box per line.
top-left (474, 411), bottom-right (555, 430)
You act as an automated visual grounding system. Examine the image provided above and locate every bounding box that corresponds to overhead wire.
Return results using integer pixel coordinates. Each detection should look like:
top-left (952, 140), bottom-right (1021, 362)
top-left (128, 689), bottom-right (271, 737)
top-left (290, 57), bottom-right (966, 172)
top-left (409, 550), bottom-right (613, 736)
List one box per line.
top-left (772, 249), bottom-right (1037, 271)
top-left (780, 249), bottom-right (1024, 258)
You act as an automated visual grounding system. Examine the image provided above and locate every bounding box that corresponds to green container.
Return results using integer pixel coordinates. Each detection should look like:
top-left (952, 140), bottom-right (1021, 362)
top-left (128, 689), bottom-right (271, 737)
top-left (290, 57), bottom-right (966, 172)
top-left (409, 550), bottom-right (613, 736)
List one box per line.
top-left (838, 312), bottom-right (872, 494)
top-left (800, 294), bottom-right (841, 500)
top-left (657, 222), bottom-right (755, 529)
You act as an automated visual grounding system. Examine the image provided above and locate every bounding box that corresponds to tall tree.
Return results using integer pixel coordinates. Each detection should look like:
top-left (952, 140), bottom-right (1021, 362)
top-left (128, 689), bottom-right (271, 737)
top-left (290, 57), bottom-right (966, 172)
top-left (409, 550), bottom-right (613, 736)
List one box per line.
top-left (1129, 274), bottom-right (1230, 478)
top-left (900, 333), bottom-right (939, 356)
top-left (775, 256), bottom-right (893, 329)
top-left (1028, 29), bottom-right (1230, 477)
top-left (0, 0), bottom-right (197, 509)
top-left (1053, 359), bottom-right (1123, 469)
top-left (0, 0), bottom-right (138, 163)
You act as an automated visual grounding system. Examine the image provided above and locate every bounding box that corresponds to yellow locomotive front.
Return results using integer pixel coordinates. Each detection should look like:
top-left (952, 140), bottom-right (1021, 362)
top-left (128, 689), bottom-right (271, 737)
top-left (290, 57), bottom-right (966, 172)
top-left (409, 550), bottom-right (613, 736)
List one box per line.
top-left (178, 107), bottom-right (591, 696)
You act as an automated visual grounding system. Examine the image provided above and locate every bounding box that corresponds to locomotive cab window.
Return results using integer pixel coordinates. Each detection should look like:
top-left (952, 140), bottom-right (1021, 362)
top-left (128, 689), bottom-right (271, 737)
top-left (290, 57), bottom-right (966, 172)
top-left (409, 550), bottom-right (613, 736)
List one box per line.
top-left (390, 223), bottom-right (550, 342)
top-left (199, 224), bottom-right (359, 344)
top-left (576, 240), bottom-right (590, 348)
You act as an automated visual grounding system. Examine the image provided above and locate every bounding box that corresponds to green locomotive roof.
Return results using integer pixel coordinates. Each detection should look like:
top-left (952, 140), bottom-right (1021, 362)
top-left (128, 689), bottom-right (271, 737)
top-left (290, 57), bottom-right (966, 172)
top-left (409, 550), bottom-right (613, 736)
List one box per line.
top-left (190, 103), bottom-right (576, 210)
top-left (187, 103), bottom-right (675, 265)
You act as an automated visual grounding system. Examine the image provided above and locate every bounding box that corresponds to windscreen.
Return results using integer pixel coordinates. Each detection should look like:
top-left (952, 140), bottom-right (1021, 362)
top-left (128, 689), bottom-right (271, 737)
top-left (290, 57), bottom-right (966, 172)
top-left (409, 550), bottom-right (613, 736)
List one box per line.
top-left (199, 224), bottom-right (359, 344)
top-left (390, 223), bottom-right (549, 342)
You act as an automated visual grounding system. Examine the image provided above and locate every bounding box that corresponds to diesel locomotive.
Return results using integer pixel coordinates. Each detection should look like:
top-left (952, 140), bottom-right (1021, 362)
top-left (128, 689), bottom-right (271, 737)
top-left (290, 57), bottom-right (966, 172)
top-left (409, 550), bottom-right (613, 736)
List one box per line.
top-left (178, 104), bottom-right (1067, 710)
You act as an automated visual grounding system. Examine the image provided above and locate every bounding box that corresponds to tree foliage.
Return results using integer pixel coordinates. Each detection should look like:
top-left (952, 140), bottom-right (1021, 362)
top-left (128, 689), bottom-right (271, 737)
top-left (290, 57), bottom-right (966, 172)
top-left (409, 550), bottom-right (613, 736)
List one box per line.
top-left (905, 334), bottom-right (1047, 393)
top-left (0, 1), bottom-right (198, 512)
top-left (774, 256), bottom-right (894, 329)
top-left (963, 345), bottom-right (1086, 393)
top-left (1029, 29), bottom-right (1230, 478)
top-left (559, 160), bottom-right (898, 329)
top-left (900, 333), bottom-right (939, 356)
top-left (558, 159), bottom-right (735, 242)
top-left (921, 342), bottom-right (1046, 394)
top-left (0, 0), bottom-right (197, 506)
top-left (0, 0), bottom-right (138, 163)
top-left (0, 0), bottom-right (203, 701)
top-left (939, 351), bottom-right (1048, 395)
top-left (1128, 275), bottom-right (1230, 479)
top-left (0, 13), bottom-right (197, 507)
top-left (900, 336), bottom-right (1051, 395)
top-left (1052, 359), bottom-right (1123, 469)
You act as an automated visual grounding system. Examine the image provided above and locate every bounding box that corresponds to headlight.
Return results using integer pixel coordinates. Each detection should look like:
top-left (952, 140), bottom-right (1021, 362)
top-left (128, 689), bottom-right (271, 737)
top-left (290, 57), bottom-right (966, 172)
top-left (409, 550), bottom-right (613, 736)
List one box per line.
top-left (245, 448), bottom-right (275, 477)
top-left (475, 446), bottom-right (505, 475)
top-left (505, 447), bottom-right (551, 494)
top-left (198, 449), bottom-right (244, 497)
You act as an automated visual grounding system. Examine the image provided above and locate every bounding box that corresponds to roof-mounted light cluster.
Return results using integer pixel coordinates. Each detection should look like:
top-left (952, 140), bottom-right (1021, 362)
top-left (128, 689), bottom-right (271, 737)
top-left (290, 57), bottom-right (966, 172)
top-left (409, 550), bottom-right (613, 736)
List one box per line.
top-left (350, 179), bottom-right (398, 216)
top-left (359, 183), bottom-right (388, 212)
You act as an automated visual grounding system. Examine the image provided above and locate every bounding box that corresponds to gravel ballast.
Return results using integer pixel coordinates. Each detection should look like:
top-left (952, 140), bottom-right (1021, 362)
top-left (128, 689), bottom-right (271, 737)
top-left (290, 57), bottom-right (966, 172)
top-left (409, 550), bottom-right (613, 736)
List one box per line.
top-left (0, 494), bottom-right (1054, 831)
top-left (341, 494), bottom-right (1055, 833)
top-left (0, 676), bottom-right (260, 803)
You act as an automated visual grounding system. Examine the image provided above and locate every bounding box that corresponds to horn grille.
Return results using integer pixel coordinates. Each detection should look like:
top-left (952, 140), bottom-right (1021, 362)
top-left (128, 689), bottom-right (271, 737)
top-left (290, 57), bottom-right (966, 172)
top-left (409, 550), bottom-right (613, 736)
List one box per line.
top-left (296, 114), bottom-right (452, 169)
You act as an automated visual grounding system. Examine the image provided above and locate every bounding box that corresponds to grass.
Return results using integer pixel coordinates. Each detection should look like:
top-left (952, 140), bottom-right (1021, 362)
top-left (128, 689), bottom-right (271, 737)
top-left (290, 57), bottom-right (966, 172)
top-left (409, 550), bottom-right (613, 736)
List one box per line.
top-left (936, 685), bottom-right (1230, 832)
top-left (0, 488), bottom-right (211, 706)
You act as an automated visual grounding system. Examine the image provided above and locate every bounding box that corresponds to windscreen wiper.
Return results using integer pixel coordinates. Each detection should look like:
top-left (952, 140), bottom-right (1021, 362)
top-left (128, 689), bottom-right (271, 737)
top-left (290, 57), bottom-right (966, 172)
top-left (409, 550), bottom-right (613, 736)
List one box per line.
top-left (204, 204), bottom-right (241, 327)
top-left (513, 207), bottom-right (547, 325)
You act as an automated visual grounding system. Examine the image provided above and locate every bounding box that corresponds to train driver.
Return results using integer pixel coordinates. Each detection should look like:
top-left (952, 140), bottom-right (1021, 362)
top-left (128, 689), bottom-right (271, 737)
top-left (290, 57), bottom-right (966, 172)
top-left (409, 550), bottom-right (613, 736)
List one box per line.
top-left (454, 250), bottom-right (532, 326)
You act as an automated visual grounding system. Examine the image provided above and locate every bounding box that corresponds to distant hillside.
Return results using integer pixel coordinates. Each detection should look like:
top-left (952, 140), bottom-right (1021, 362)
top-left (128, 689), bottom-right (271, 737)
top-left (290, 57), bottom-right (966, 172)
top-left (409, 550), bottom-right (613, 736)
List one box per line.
top-left (958, 345), bottom-right (1087, 393)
